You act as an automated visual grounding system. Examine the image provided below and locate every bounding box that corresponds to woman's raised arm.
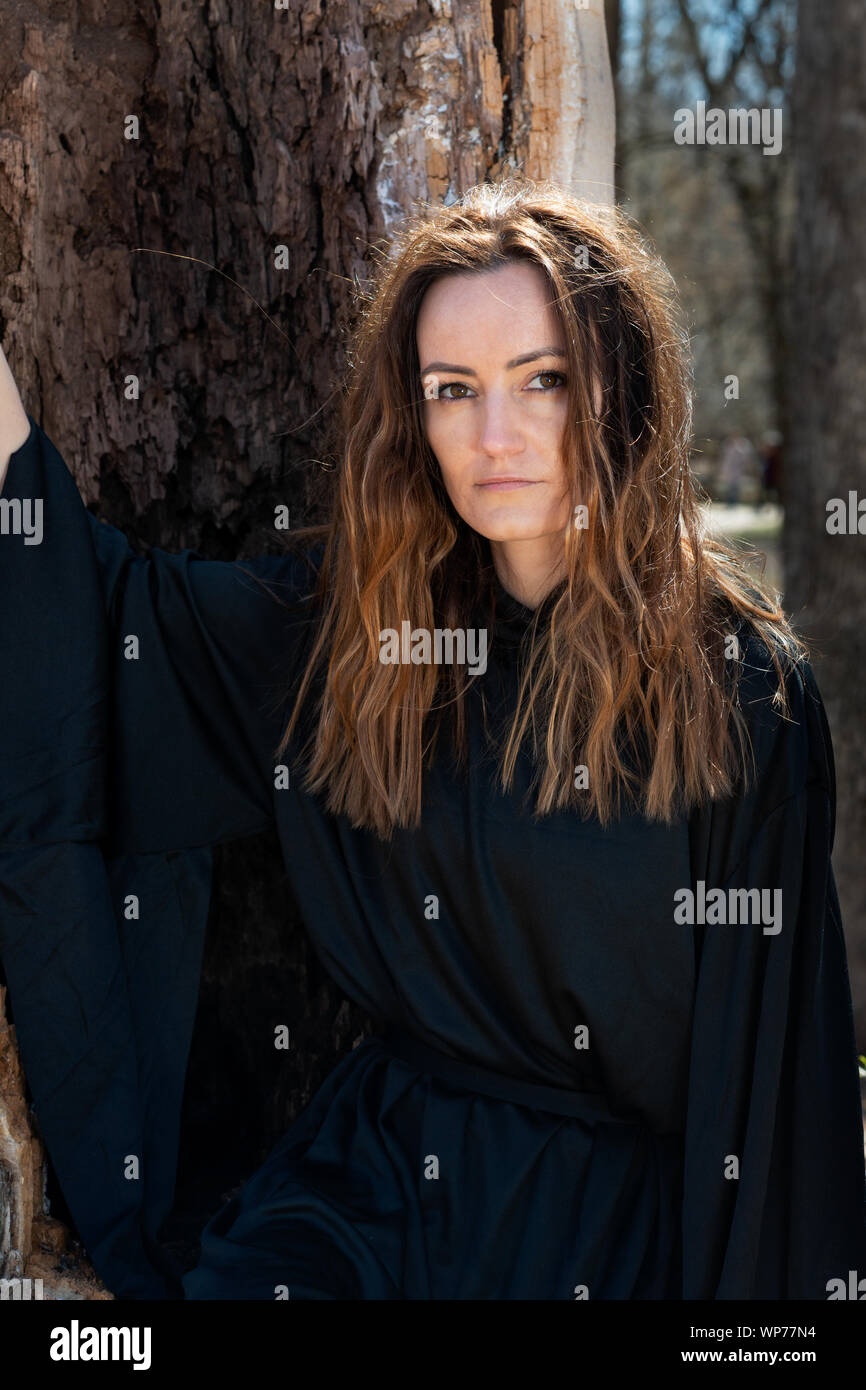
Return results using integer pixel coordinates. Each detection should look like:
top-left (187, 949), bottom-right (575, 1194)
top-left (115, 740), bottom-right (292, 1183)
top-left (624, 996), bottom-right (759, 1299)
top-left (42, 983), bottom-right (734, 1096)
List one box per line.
top-left (0, 347), bottom-right (328, 1298)
top-left (0, 376), bottom-right (320, 856)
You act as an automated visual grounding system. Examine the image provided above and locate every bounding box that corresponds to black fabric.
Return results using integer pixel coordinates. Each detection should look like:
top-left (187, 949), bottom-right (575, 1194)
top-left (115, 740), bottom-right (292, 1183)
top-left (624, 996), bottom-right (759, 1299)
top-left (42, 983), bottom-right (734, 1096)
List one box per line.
top-left (1, 414), bottom-right (864, 1300)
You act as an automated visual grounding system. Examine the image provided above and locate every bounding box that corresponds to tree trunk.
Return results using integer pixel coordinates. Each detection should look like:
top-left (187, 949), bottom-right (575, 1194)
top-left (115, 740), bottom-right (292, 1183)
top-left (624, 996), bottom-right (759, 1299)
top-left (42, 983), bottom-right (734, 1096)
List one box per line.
top-left (1, 986), bottom-right (110, 1298)
top-left (0, 0), bottom-right (614, 1296)
top-left (787, 0), bottom-right (866, 1041)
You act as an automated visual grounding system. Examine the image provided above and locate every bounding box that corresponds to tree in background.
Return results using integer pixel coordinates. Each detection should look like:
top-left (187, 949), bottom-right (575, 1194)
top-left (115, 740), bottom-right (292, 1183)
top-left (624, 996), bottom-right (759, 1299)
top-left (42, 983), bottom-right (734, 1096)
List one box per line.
top-left (786, 0), bottom-right (866, 1043)
top-left (617, 0), bottom-right (795, 457)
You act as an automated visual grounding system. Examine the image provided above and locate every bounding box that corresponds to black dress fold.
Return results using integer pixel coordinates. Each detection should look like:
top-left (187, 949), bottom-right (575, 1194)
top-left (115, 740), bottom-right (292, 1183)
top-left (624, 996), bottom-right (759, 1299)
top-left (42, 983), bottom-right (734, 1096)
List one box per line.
top-left (1, 415), bottom-right (863, 1300)
top-left (684, 634), bottom-right (866, 1296)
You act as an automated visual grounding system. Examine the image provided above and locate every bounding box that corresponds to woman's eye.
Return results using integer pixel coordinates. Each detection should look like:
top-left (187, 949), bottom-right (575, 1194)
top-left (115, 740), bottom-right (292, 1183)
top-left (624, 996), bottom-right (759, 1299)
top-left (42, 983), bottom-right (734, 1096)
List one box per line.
top-left (435, 372), bottom-right (566, 400)
top-left (527, 370), bottom-right (566, 391)
top-left (438, 381), bottom-right (474, 400)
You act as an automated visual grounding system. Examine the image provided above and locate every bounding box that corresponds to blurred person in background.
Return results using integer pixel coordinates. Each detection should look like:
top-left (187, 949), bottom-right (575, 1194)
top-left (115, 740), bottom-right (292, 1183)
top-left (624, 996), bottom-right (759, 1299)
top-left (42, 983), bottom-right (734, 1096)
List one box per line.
top-left (759, 430), bottom-right (784, 508)
top-left (718, 430), bottom-right (758, 506)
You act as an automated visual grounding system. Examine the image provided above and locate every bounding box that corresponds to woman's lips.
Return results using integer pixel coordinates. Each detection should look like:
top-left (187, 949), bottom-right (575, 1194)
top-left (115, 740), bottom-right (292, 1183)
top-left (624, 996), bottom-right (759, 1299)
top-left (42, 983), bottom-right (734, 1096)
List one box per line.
top-left (475, 478), bottom-right (540, 491)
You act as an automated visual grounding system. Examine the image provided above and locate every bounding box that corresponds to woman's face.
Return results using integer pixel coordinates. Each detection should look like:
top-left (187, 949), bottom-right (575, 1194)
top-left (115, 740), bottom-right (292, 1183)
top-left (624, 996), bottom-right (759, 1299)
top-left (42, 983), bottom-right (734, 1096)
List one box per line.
top-left (417, 261), bottom-right (592, 559)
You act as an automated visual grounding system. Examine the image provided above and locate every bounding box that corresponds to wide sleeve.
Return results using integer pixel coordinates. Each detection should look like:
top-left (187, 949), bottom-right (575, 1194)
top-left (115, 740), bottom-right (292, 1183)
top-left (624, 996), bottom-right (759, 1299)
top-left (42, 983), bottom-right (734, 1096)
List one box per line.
top-left (0, 413), bottom-right (320, 1300)
top-left (1, 412), bottom-right (319, 855)
top-left (684, 629), bottom-right (866, 1298)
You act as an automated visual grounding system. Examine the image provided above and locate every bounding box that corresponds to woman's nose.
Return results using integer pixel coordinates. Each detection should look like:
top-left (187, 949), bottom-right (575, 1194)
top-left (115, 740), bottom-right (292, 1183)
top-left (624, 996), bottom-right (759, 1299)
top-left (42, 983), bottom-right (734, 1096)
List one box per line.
top-left (476, 389), bottom-right (523, 454)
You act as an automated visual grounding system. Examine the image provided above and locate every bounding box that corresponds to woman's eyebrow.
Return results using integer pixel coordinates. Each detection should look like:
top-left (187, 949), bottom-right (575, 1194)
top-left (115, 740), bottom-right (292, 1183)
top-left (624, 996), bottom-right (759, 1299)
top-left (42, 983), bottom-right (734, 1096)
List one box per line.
top-left (419, 347), bottom-right (567, 377)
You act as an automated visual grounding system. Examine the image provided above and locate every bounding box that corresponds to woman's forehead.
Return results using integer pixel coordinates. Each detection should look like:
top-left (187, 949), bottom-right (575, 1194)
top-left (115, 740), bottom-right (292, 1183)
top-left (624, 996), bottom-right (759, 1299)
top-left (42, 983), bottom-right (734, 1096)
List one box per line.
top-left (416, 264), bottom-right (561, 354)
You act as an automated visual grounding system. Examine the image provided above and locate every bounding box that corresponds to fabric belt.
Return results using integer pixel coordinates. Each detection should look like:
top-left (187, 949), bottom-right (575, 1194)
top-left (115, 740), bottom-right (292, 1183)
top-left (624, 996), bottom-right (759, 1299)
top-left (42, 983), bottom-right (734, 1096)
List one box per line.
top-left (379, 1025), bottom-right (639, 1125)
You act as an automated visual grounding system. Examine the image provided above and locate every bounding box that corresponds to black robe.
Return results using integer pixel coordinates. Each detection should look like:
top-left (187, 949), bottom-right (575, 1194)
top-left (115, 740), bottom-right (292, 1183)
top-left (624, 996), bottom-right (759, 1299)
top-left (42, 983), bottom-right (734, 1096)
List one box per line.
top-left (1, 414), bottom-right (864, 1300)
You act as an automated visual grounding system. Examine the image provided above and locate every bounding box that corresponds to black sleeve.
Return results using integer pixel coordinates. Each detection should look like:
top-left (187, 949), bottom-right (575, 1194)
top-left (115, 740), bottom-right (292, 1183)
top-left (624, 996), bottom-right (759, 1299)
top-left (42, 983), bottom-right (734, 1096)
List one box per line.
top-left (684, 630), bottom-right (866, 1298)
top-left (0, 413), bottom-right (321, 1300)
top-left (0, 413), bottom-right (320, 854)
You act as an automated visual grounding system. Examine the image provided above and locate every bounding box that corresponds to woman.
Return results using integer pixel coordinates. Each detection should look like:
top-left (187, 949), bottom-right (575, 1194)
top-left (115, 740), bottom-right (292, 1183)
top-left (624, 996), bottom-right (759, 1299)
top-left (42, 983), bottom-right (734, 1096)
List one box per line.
top-left (0, 178), bottom-right (864, 1301)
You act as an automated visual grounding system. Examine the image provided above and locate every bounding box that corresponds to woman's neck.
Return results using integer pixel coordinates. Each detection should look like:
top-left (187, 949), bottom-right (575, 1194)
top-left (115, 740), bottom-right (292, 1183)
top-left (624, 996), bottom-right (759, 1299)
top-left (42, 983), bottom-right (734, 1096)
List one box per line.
top-left (489, 538), bottom-right (567, 610)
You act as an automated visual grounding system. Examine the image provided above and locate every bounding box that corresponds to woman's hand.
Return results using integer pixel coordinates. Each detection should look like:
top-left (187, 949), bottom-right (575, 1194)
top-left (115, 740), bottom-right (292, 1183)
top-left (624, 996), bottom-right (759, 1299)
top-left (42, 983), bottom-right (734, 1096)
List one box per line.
top-left (0, 342), bottom-right (32, 492)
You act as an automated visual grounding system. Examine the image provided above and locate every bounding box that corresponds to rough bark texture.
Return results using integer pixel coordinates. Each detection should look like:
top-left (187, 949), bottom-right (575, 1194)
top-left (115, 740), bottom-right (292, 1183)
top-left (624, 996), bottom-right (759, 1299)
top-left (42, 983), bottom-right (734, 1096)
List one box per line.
top-left (787, 0), bottom-right (866, 1043)
top-left (1, 986), bottom-right (110, 1298)
top-left (496, 0), bottom-right (614, 203)
top-left (0, 984), bottom-right (37, 1277)
top-left (0, 0), bottom-right (614, 1295)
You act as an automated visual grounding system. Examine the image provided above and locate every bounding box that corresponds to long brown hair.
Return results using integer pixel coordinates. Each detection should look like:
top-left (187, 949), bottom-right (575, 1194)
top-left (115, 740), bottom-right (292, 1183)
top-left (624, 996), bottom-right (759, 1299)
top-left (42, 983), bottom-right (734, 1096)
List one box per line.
top-left (268, 176), bottom-right (806, 839)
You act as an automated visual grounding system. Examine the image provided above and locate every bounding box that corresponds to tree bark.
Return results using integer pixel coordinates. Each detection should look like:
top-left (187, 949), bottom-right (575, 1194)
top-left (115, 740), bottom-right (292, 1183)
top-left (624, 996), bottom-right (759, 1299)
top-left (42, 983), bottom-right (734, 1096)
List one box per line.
top-left (604, 0), bottom-right (623, 198)
top-left (1, 986), bottom-right (110, 1298)
top-left (0, 0), bottom-right (615, 1295)
top-left (787, 0), bottom-right (866, 1041)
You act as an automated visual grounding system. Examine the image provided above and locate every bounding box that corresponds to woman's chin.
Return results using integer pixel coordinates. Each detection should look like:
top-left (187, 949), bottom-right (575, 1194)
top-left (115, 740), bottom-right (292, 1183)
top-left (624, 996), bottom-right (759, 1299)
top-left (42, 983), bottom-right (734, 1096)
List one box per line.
top-left (466, 516), bottom-right (564, 544)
